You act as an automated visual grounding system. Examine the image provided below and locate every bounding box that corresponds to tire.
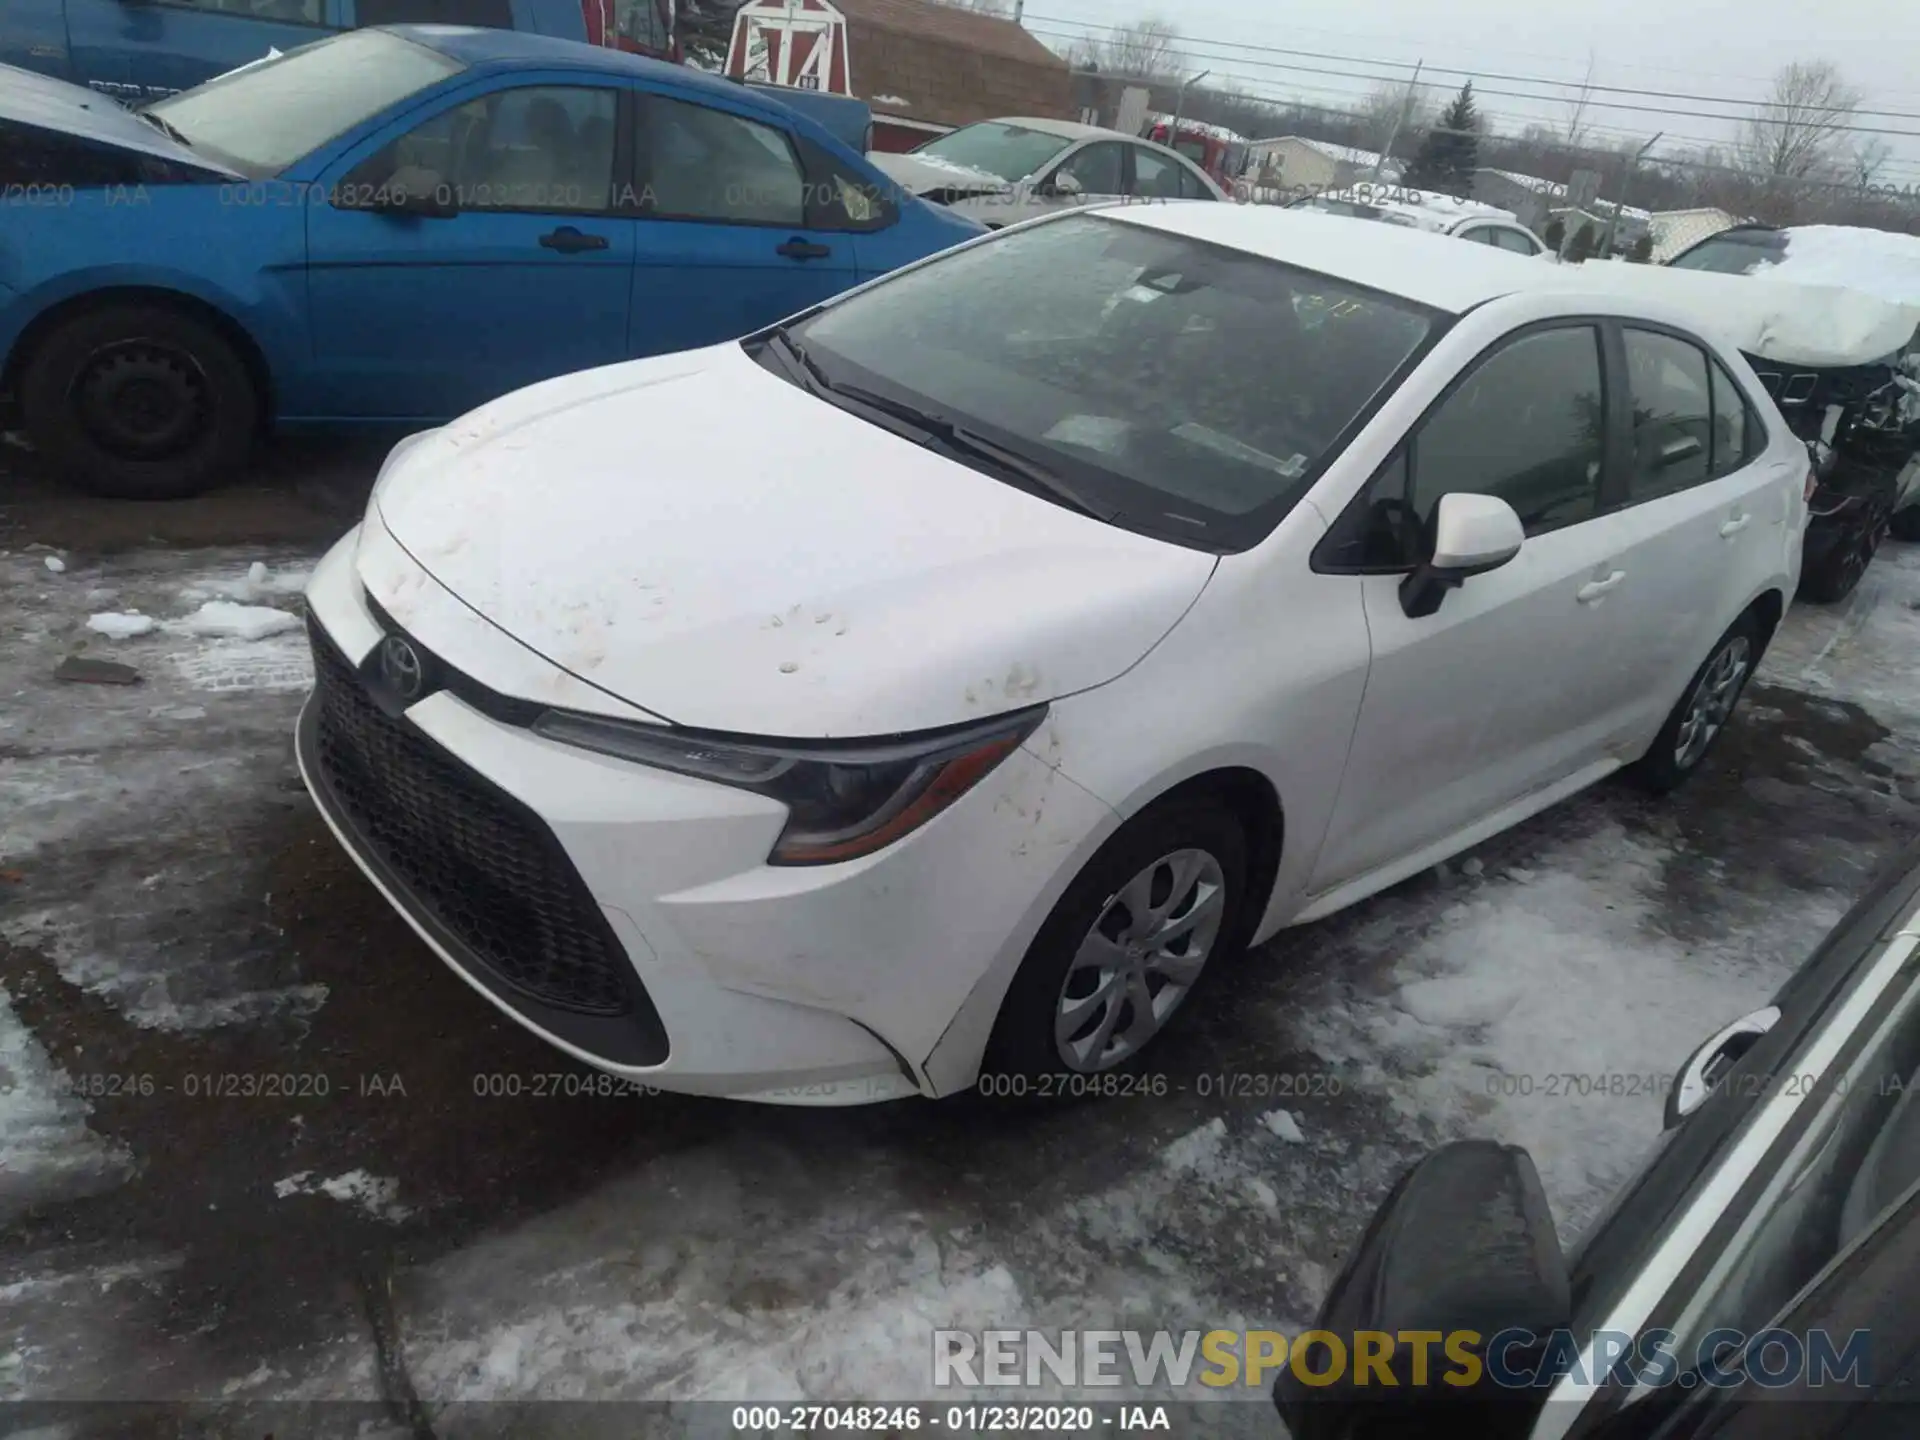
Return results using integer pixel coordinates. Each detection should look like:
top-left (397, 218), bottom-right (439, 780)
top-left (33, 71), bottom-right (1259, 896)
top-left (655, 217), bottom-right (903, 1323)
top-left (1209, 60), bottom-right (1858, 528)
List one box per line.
top-left (982, 795), bottom-right (1250, 1088)
top-left (19, 303), bottom-right (259, 501)
top-left (1629, 613), bottom-right (1762, 795)
top-left (1891, 505), bottom-right (1920, 542)
top-left (1798, 510), bottom-right (1885, 604)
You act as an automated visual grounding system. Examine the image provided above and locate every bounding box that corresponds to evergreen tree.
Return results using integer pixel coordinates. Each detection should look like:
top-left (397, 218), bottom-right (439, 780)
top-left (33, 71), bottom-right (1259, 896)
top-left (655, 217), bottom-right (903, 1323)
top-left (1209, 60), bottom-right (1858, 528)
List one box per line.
top-left (1541, 215), bottom-right (1566, 252)
top-left (1404, 82), bottom-right (1481, 196)
top-left (1566, 222), bottom-right (1598, 262)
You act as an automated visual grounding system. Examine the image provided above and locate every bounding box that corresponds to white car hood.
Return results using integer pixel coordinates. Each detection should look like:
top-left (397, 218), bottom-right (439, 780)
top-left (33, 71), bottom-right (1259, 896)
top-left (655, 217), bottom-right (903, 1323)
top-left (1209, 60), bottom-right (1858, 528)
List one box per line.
top-left (1553, 262), bottom-right (1920, 366)
top-left (869, 151), bottom-right (1014, 198)
top-left (372, 344), bottom-right (1216, 738)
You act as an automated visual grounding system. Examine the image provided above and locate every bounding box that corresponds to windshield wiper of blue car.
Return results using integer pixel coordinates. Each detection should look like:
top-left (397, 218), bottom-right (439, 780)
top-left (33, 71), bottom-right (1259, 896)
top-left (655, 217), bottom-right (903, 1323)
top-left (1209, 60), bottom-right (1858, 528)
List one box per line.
top-left (137, 109), bottom-right (193, 147)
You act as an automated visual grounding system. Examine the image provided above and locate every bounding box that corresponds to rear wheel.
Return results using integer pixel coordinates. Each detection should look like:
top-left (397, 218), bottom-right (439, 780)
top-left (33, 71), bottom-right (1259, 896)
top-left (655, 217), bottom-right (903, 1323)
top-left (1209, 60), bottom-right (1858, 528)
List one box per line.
top-left (20, 303), bottom-right (258, 500)
top-left (1799, 504), bottom-right (1887, 603)
top-left (1629, 614), bottom-right (1761, 794)
top-left (983, 796), bottom-right (1249, 1088)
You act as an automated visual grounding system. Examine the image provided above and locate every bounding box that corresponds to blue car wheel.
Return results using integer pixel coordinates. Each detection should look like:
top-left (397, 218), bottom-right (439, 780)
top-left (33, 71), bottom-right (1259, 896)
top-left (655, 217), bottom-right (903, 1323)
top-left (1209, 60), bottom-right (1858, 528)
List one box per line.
top-left (21, 303), bottom-right (260, 501)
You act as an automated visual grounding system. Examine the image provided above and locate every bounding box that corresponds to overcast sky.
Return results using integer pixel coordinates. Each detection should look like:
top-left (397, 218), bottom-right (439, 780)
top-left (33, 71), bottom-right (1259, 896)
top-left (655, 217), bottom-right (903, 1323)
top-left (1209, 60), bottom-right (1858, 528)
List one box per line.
top-left (1017, 0), bottom-right (1920, 181)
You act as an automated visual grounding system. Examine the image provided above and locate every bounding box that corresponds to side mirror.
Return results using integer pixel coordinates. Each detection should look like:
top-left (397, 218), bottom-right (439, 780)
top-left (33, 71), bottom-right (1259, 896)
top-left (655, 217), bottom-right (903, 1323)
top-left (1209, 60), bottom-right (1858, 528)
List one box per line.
top-left (1049, 170), bottom-right (1084, 199)
top-left (1275, 1140), bottom-right (1571, 1440)
top-left (1399, 492), bottom-right (1524, 619)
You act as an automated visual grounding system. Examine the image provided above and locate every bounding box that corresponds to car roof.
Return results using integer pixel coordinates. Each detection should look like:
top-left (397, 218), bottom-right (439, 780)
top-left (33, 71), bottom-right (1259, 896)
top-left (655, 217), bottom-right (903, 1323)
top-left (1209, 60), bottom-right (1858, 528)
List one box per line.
top-left (1102, 203), bottom-right (1563, 313)
top-left (982, 115), bottom-right (1134, 142)
top-left (389, 24), bottom-right (739, 99)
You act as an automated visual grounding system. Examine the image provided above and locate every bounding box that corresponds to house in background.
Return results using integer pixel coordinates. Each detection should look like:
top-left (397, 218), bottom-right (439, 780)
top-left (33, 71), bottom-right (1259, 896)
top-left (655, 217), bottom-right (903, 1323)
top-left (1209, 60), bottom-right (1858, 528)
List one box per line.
top-left (1474, 168), bottom-right (1568, 230)
top-left (1242, 136), bottom-right (1399, 193)
top-left (725, 0), bottom-right (1073, 152)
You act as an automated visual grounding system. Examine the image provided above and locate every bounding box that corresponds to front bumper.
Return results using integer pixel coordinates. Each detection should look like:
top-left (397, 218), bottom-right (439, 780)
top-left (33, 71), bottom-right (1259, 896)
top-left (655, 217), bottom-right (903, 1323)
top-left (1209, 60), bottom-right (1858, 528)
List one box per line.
top-left (296, 523), bottom-right (1116, 1103)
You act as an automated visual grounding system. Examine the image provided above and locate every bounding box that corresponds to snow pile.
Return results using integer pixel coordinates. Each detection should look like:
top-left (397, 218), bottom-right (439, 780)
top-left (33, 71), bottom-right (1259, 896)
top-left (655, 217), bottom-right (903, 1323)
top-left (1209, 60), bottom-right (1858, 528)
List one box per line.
top-left (0, 993), bottom-right (130, 1223)
top-left (1755, 225), bottom-right (1920, 307)
top-left (1259, 1110), bottom-right (1306, 1144)
top-left (171, 601), bottom-right (301, 642)
top-left (85, 613), bottom-right (154, 640)
top-left (180, 560), bottom-right (313, 604)
top-left (273, 1169), bottom-right (412, 1223)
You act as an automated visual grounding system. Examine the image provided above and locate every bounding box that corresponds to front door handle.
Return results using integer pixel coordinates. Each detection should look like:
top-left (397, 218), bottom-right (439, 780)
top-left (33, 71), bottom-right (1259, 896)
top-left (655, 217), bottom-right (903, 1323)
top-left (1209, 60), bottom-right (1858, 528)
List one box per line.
top-left (777, 238), bottom-right (833, 260)
top-left (1719, 513), bottom-right (1753, 538)
top-left (1576, 570), bottom-right (1626, 604)
top-left (1664, 1006), bottom-right (1781, 1128)
top-left (539, 226), bottom-right (609, 253)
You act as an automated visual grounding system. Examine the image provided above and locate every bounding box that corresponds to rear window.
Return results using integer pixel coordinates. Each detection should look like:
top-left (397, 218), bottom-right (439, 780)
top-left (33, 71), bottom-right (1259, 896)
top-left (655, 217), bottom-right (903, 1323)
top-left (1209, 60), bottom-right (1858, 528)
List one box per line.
top-left (787, 212), bottom-right (1440, 550)
top-left (1669, 229), bottom-right (1789, 275)
top-left (145, 29), bottom-right (463, 177)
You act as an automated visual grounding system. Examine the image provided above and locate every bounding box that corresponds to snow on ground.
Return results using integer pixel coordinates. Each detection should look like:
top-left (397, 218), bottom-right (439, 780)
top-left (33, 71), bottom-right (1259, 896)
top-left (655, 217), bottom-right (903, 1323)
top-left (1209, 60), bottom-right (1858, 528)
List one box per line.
top-left (84, 612), bottom-right (155, 640)
top-left (0, 548), bottom-right (322, 1031)
top-left (273, 1170), bottom-right (412, 1224)
top-left (171, 600), bottom-right (303, 642)
top-left (0, 992), bottom-right (130, 1224)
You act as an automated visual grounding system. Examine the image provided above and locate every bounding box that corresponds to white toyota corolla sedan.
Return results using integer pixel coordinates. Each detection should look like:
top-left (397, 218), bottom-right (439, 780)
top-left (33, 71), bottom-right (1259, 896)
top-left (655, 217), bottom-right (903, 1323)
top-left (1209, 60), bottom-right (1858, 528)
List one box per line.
top-left (298, 205), bottom-right (1808, 1105)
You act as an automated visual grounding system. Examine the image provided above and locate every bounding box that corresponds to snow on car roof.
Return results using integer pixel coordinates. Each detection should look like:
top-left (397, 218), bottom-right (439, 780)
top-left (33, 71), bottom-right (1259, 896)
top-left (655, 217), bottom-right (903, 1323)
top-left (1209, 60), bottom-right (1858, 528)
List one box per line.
top-left (1541, 259), bottom-right (1920, 367)
top-left (1749, 226), bottom-right (1920, 307)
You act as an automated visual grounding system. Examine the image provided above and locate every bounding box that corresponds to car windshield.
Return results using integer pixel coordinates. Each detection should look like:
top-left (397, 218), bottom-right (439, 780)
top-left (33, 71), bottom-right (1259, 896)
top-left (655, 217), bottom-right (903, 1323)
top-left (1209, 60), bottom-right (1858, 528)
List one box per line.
top-left (912, 122), bottom-right (1074, 182)
top-left (1668, 229), bottom-right (1789, 275)
top-left (785, 212), bottom-right (1440, 550)
top-left (145, 29), bottom-right (464, 177)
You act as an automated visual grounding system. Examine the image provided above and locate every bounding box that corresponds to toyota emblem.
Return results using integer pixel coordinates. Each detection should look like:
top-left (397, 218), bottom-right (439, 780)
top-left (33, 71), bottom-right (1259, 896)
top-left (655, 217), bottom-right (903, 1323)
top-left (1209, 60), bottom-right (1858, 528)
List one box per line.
top-left (378, 634), bottom-right (425, 701)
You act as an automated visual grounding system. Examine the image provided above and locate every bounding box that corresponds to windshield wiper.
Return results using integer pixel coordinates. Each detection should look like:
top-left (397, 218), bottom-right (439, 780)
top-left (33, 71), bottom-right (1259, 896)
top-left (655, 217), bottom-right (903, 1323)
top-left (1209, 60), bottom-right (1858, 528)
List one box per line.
top-left (138, 109), bottom-right (192, 146)
top-left (826, 380), bottom-right (1120, 522)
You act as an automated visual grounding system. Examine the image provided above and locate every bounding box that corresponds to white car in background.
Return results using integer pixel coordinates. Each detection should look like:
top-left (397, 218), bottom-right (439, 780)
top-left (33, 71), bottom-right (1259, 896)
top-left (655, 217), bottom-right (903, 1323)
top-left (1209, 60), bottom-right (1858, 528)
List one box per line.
top-left (1296, 189), bottom-right (1554, 257)
top-left (299, 206), bottom-right (1806, 1106)
top-left (868, 117), bottom-right (1227, 228)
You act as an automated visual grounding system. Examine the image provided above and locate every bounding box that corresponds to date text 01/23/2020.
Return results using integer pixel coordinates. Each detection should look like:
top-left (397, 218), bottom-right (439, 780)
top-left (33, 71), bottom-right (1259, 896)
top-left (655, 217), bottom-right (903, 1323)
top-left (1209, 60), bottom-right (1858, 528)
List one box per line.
top-left (974, 1071), bottom-right (1344, 1099)
top-left (730, 1404), bottom-right (1175, 1431)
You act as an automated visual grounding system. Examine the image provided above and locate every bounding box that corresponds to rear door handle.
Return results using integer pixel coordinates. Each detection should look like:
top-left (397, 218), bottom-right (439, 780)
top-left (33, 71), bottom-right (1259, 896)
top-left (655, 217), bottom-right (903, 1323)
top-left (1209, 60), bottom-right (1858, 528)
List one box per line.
top-left (1664, 1006), bottom-right (1780, 1127)
top-left (539, 226), bottom-right (609, 253)
top-left (1719, 513), bottom-right (1753, 538)
top-left (1576, 570), bottom-right (1626, 604)
top-left (777, 239), bottom-right (833, 260)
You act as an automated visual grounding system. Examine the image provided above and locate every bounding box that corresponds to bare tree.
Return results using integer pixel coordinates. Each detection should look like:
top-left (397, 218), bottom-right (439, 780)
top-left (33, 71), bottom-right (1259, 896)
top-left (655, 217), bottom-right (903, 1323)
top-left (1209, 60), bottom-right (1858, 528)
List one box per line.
top-left (1738, 60), bottom-right (1865, 181)
top-left (1848, 136), bottom-right (1894, 188)
top-left (1358, 79), bottom-right (1433, 155)
top-left (1078, 17), bottom-right (1184, 80)
top-left (1561, 50), bottom-right (1598, 149)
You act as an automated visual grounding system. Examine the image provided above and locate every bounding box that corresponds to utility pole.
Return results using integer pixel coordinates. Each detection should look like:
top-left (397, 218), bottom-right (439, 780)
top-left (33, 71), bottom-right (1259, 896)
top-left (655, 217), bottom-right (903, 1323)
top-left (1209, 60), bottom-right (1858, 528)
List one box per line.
top-left (1168, 69), bottom-right (1210, 150)
top-left (1373, 60), bottom-right (1422, 181)
top-left (1013, 0), bottom-right (1024, 23)
top-left (1604, 132), bottom-right (1662, 257)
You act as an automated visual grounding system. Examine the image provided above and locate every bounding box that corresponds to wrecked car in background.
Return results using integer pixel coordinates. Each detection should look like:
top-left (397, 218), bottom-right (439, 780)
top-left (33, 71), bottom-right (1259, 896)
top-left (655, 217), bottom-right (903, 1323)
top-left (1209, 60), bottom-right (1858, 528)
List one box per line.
top-left (1538, 260), bottom-right (1920, 601)
top-left (1669, 222), bottom-right (1920, 548)
top-left (0, 29), bottom-right (981, 501)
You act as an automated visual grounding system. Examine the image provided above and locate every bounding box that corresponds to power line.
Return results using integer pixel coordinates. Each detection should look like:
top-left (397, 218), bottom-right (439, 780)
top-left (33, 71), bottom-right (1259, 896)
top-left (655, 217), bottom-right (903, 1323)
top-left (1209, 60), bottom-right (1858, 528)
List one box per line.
top-left (1029, 14), bottom-right (1920, 130)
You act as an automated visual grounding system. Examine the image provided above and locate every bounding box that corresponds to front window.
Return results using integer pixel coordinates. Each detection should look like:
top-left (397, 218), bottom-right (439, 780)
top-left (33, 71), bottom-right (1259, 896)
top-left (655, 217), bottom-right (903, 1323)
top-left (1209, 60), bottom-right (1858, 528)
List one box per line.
top-left (782, 213), bottom-right (1439, 549)
top-left (912, 122), bottom-right (1073, 182)
top-left (145, 30), bottom-right (464, 177)
top-left (1174, 138), bottom-right (1209, 166)
top-left (1668, 229), bottom-right (1789, 275)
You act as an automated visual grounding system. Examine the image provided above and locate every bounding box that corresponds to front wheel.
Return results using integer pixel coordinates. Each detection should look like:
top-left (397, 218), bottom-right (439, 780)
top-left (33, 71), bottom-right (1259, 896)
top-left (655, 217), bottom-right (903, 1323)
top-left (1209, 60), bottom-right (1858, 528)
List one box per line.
top-left (1629, 615), bottom-right (1761, 794)
top-left (19, 303), bottom-right (259, 500)
top-left (982, 796), bottom-right (1249, 1087)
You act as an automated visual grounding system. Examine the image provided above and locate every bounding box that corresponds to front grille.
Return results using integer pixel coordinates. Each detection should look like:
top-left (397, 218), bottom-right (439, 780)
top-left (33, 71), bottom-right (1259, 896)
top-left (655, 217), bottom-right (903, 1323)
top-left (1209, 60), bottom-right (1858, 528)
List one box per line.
top-left (307, 622), bottom-right (634, 1016)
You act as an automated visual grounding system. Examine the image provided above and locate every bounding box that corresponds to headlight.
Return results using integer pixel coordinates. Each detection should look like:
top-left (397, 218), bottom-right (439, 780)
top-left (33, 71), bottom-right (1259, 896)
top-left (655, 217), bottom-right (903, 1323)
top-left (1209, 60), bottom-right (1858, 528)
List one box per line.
top-left (530, 706), bottom-right (1048, 866)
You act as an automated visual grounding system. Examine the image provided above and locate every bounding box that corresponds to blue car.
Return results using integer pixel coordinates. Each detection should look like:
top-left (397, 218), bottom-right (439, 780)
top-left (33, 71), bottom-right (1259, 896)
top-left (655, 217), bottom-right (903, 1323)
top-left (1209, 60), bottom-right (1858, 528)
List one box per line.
top-left (0, 26), bottom-right (984, 499)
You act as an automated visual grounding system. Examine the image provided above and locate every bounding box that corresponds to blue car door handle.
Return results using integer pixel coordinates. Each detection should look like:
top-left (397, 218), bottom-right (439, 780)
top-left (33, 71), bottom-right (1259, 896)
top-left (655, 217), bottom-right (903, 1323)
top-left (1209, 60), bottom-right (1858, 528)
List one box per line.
top-left (540, 226), bottom-right (610, 254)
top-left (777, 238), bottom-right (833, 260)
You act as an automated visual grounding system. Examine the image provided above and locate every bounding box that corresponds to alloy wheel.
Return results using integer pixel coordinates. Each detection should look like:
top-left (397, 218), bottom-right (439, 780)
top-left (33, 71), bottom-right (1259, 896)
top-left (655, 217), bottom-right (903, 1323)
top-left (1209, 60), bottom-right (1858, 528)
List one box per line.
top-left (1054, 848), bottom-right (1227, 1072)
top-left (1674, 635), bottom-right (1752, 771)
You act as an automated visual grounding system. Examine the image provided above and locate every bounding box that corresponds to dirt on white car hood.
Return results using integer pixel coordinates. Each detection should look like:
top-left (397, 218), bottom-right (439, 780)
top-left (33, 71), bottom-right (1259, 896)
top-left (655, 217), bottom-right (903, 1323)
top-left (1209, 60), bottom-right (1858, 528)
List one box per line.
top-left (371, 343), bottom-right (1216, 738)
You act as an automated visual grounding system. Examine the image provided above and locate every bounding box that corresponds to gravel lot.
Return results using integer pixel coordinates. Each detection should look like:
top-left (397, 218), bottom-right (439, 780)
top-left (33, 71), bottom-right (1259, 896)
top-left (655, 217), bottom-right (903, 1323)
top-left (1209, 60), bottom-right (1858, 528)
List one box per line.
top-left (4, 442), bottom-right (1919, 1437)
